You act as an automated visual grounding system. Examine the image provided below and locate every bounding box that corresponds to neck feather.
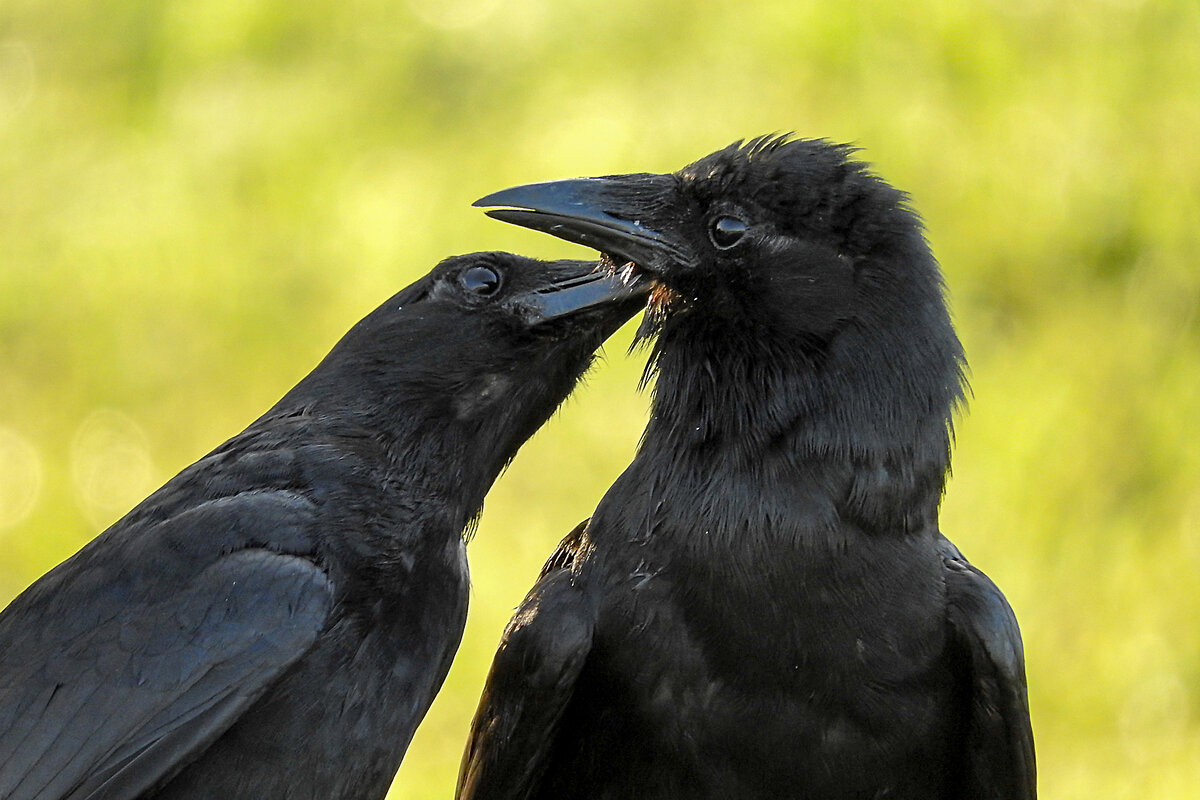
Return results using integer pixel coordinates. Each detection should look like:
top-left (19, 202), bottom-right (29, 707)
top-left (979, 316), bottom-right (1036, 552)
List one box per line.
top-left (639, 319), bottom-right (964, 534)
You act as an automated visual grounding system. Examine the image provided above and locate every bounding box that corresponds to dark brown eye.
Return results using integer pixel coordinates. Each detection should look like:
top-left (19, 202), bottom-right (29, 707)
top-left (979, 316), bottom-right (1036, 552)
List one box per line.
top-left (460, 265), bottom-right (501, 296)
top-left (709, 216), bottom-right (747, 249)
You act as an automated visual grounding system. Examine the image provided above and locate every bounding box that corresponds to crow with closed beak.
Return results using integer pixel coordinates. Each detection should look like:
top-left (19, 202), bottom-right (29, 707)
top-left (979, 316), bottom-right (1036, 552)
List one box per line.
top-left (458, 137), bottom-right (1035, 799)
top-left (0, 252), bottom-right (647, 800)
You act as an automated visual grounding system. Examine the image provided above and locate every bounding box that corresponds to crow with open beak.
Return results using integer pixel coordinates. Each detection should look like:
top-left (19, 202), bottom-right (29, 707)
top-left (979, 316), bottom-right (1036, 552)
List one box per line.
top-left (457, 137), bottom-right (1035, 800)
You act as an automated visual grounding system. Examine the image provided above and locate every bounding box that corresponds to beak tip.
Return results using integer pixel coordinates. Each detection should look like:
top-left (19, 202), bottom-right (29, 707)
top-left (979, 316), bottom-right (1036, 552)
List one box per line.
top-left (472, 193), bottom-right (500, 209)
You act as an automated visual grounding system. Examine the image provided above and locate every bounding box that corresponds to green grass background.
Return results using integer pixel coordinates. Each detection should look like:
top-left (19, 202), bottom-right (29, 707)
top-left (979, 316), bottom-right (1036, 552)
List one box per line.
top-left (2, 1), bottom-right (1198, 797)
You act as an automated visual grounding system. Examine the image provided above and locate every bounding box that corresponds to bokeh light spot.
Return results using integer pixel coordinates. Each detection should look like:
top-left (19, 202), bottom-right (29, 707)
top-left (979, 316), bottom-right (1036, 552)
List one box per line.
top-left (1119, 667), bottom-right (1190, 764)
top-left (70, 409), bottom-right (157, 531)
top-left (0, 426), bottom-right (42, 531)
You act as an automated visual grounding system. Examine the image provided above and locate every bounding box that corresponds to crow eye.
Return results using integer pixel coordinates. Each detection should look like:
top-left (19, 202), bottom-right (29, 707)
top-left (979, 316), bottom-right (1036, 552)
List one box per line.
top-left (460, 265), bottom-right (502, 296)
top-left (709, 216), bottom-right (748, 250)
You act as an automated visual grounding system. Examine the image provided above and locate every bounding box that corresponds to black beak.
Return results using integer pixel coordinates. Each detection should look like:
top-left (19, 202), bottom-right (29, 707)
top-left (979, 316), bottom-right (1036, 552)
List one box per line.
top-left (473, 176), bottom-right (686, 273)
top-left (510, 262), bottom-right (649, 327)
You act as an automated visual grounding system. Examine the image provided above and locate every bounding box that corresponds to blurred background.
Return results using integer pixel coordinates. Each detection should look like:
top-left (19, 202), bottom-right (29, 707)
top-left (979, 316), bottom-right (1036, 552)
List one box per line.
top-left (2, 1), bottom-right (1198, 797)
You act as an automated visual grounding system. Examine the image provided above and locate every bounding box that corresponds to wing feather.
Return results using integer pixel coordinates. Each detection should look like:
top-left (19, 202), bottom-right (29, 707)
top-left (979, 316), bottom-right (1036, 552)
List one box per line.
top-left (0, 510), bottom-right (332, 800)
top-left (940, 536), bottom-right (1037, 800)
top-left (457, 521), bottom-right (595, 800)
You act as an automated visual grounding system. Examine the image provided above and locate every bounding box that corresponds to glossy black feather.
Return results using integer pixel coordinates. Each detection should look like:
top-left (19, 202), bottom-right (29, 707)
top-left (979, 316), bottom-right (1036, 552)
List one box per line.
top-left (462, 138), bottom-right (1035, 799)
top-left (939, 537), bottom-right (1037, 800)
top-left (0, 252), bottom-right (645, 800)
top-left (457, 522), bottom-right (595, 800)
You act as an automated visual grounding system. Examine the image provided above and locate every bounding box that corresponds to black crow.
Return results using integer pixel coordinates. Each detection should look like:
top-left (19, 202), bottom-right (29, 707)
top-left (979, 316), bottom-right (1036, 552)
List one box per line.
top-left (0, 251), bottom-right (648, 800)
top-left (458, 137), bottom-right (1035, 799)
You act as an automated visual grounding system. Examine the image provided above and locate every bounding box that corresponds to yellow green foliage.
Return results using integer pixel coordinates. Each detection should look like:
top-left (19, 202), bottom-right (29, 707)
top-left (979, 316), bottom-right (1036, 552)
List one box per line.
top-left (1, 2), bottom-right (1197, 797)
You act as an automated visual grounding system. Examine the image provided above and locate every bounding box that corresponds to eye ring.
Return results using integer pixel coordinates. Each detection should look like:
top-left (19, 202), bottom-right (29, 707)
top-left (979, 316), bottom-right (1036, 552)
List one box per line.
top-left (709, 216), bottom-right (748, 250)
top-left (459, 265), bottom-right (502, 296)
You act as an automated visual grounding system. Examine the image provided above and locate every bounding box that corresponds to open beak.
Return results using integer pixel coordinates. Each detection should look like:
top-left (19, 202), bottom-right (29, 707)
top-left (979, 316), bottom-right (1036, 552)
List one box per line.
top-left (512, 262), bottom-right (650, 326)
top-left (473, 176), bottom-right (687, 275)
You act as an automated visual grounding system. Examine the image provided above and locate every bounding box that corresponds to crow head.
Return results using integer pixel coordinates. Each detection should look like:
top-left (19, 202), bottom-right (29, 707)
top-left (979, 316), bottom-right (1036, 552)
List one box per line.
top-left (476, 137), bottom-right (968, 497)
top-left (282, 252), bottom-right (648, 503)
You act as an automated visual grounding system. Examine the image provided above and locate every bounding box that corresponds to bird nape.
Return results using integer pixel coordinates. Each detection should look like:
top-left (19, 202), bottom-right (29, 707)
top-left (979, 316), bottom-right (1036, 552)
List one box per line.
top-left (459, 136), bottom-right (1035, 800)
top-left (0, 252), bottom-right (648, 800)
